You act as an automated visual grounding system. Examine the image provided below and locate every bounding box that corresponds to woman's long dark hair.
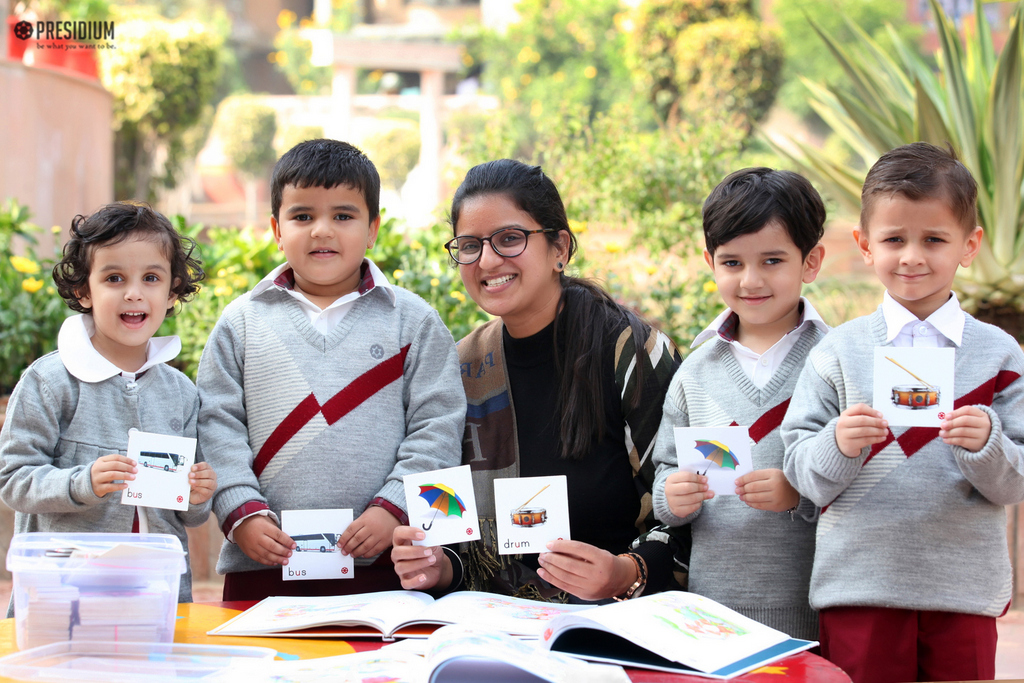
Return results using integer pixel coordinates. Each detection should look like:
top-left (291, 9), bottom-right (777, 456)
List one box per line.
top-left (450, 159), bottom-right (648, 460)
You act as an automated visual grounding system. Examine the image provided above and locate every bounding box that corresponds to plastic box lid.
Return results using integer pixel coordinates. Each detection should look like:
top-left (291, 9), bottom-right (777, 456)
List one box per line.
top-left (6, 533), bottom-right (187, 575)
top-left (0, 641), bottom-right (278, 682)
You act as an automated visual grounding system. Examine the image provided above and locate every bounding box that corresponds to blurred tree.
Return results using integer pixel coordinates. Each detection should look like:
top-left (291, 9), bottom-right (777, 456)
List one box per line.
top-left (772, 0), bottom-right (922, 120)
top-left (215, 96), bottom-right (278, 227)
top-left (626, 0), bottom-right (782, 130)
top-left (100, 11), bottom-right (225, 201)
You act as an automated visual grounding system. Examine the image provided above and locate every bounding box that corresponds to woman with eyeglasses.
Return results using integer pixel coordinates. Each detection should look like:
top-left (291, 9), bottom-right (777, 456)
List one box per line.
top-left (391, 159), bottom-right (685, 602)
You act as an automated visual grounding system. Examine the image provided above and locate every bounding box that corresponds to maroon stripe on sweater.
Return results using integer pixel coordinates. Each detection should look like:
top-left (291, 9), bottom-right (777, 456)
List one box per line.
top-left (321, 345), bottom-right (411, 425)
top-left (222, 500), bottom-right (272, 537)
top-left (749, 398), bottom-right (791, 444)
top-left (253, 392), bottom-right (322, 478)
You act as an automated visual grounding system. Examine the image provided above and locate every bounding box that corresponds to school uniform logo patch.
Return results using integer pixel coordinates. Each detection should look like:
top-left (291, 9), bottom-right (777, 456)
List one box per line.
top-left (369, 344), bottom-right (384, 359)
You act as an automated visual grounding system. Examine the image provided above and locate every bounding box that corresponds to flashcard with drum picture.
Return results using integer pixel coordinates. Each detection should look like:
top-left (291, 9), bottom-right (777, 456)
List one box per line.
top-left (493, 475), bottom-right (570, 556)
top-left (121, 429), bottom-right (196, 512)
top-left (403, 465), bottom-right (481, 547)
top-left (872, 347), bottom-right (955, 427)
top-left (281, 509), bottom-right (354, 581)
top-left (673, 426), bottom-right (753, 497)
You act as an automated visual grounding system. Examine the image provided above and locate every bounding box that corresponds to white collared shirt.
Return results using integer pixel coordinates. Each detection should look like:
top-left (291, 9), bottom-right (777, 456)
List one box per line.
top-left (691, 297), bottom-right (830, 389)
top-left (57, 314), bottom-right (181, 383)
top-left (251, 258), bottom-right (397, 334)
top-left (881, 290), bottom-right (964, 348)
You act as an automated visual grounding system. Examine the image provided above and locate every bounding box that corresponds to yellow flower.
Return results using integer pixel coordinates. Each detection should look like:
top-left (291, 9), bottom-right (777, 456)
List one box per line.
top-left (46, 286), bottom-right (56, 294)
top-left (552, 71), bottom-right (565, 83)
top-left (430, 278), bottom-right (440, 287)
top-left (520, 73), bottom-right (532, 86)
top-left (450, 290), bottom-right (466, 302)
top-left (214, 285), bottom-right (233, 298)
top-left (703, 280), bottom-right (718, 293)
top-left (276, 51), bottom-right (288, 66)
top-left (277, 9), bottom-right (296, 29)
top-left (461, 52), bottom-right (474, 67)
top-left (410, 240), bottom-right (423, 250)
top-left (517, 46), bottom-right (534, 64)
top-left (51, 225), bottom-right (62, 234)
top-left (568, 219), bottom-right (587, 235)
top-left (393, 269), bottom-right (404, 280)
top-left (604, 241), bottom-right (622, 254)
top-left (10, 255), bottom-right (40, 274)
top-left (217, 268), bottom-right (228, 278)
top-left (21, 277), bottom-right (44, 293)
top-left (645, 265), bottom-right (657, 275)
top-left (584, 65), bottom-right (597, 79)
top-left (530, 100), bottom-right (543, 118)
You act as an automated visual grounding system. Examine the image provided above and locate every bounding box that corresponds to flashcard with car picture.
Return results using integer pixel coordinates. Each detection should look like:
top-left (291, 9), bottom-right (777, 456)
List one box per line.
top-left (493, 476), bottom-right (570, 556)
top-left (121, 430), bottom-right (196, 512)
top-left (872, 347), bottom-right (955, 427)
top-left (673, 426), bottom-right (753, 497)
top-left (281, 509), bottom-right (354, 581)
top-left (403, 465), bottom-right (480, 547)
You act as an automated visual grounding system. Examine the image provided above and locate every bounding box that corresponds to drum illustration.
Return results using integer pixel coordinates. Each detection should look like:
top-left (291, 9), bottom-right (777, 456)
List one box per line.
top-left (511, 507), bottom-right (547, 527)
top-left (891, 384), bottom-right (940, 409)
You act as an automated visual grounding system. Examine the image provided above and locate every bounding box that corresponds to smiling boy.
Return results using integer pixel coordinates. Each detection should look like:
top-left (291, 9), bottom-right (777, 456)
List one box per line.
top-left (197, 139), bottom-right (465, 601)
top-left (781, 143), bottom-right (1024, 682)
top-left (650, 168), bottom-right (827, 641)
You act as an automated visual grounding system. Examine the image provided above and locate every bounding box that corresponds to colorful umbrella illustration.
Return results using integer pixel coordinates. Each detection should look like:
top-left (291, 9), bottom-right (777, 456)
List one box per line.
top-left (694, 440), bottom-right (740, 475)
top-left (417, 483), bottom-right (468, 530)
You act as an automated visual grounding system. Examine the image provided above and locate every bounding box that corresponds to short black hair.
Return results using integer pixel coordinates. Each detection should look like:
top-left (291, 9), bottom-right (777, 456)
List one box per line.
top-left (861, 142), bottom-right (977, 234)
top-left (702, 168), bottom-right (826, 258)
top-left (52, 202), bottom-right (203, 315)
top-left (271, 139), bottom-right (381, 221)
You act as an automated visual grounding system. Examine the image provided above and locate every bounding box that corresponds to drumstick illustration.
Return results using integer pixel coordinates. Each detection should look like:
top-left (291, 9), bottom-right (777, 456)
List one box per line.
top-left (515, 484), bottom-right (551, 512)
top-left (885, 356), bottom-right (935, 388)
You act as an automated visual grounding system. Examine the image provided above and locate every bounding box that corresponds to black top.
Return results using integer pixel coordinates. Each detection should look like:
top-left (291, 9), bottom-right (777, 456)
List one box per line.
top-left (502, 321), bottom-right (672, 591)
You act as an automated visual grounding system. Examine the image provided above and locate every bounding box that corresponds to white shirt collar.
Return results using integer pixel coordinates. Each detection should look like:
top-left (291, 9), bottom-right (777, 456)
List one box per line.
top-left (57, 314), bottom-right (181, 382)
top-left (251, 258), bottom-right (397, 308)
top-left (691, 296), bottom-right (829, 349)
top-left (881, 290), bottom-right (965, 346)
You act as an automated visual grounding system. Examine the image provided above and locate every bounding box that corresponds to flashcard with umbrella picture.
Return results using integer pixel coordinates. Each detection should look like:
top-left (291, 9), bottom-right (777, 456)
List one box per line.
top-left (281, 508), bottom-right (354, 581)
top-left (872, 347), bottom-right (955, 427)
top-left (403, 465), bottom-right (480, 546)
top-left (672, 426), bottom-right (753, 496)
top-left (493, 476), bottom-right (571, 555)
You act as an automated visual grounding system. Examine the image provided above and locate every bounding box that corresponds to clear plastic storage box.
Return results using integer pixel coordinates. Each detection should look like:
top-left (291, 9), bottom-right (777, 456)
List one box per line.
top-left (6, 533), bottom-right (187, 650)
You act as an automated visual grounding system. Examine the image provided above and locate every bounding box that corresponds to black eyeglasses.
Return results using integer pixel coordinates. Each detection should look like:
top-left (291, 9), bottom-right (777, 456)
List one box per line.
top-left (445, 228), bottom-right (559, 265)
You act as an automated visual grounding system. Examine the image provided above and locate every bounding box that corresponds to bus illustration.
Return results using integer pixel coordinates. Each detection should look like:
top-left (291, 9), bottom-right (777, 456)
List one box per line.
top-left (292, 533), bottom-right (340, 553)
top-left (139, 451), bottom-right (185, 472)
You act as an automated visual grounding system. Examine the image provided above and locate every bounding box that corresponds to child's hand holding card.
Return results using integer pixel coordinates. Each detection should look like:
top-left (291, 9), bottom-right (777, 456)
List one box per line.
top-left (121, 430), bottom-right (196, 512)
top-left (494, 476), bottom-right (570, 555)
top-left (403, 465), bottom-right (480, 547)
top-left (672, 426), bottom-right (753, 497)
top-left (281, 509), bottom-right (354, 581)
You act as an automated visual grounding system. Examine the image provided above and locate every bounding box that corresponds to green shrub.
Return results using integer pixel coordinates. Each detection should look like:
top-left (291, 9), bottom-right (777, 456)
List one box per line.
top-left (363, 125), bottom-right (421, 191)
top-left (216, 96), bottom-right (278, 180)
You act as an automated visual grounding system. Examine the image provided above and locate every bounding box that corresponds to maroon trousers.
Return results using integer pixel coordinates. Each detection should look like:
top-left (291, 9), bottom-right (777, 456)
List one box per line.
top-left (819, 606), bottom-right (997, 683)
top-left (222, 554), bottom-right (403, 601)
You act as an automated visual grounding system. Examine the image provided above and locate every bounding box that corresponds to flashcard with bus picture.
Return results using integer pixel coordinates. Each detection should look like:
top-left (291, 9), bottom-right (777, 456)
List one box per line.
top-left (121, 430), bottom-right (196, 512)
top-left (281, 509), bottom-right (354, 581)
top-left (493, 476), bottom-right (570, 556)
top-left (872, 347), bottom-right (955, 427)
top-left (673, 426), bottom-right (753, 497)
top-left (402, 465), bottom-right (480, 547)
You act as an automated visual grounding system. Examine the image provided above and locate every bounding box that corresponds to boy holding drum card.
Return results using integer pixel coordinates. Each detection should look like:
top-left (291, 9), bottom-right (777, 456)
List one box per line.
top-left (781, 143), bottom-right (1024, 682)
top-left (651, 168), bottom-right (828, 641)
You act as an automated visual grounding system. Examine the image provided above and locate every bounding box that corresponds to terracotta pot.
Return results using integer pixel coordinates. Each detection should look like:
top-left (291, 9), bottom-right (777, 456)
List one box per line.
top-left (6, 16), bottom-right (29, 61)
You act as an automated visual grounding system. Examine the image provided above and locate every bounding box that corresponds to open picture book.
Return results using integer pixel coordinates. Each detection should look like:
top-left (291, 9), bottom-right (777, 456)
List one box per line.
top-left (208, 590), bottom-right (591, 640)
top-left (541, 591), bottom-right (817, 679)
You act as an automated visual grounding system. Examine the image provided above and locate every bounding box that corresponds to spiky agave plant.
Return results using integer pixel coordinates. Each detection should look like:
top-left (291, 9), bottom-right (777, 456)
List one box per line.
top-left (771, 0), bottom-right (1024, 334)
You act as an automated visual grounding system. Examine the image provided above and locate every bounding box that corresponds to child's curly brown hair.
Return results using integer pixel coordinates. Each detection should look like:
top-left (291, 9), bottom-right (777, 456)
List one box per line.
top-left (52, 202), bottom-right (204, 315)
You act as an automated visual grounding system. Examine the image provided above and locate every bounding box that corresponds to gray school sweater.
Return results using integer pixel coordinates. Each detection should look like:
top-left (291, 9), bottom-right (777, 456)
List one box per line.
top-left (782, 309), bottom-right (1024, 617)
top-left (0, 353), bottom-right (210, 603)
top-left (652, 326), bottom-right (823, 640)
top-left (197, 283), bottom-right (466, 575)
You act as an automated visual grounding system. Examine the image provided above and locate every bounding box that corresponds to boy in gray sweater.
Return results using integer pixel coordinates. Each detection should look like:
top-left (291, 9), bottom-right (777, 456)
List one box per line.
top-left (651, 168), bottom-right (827, 640)
top-left (782, 143), bottom-right (1024, 683)
top-left (197, 140), bottom-right (465, 600)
